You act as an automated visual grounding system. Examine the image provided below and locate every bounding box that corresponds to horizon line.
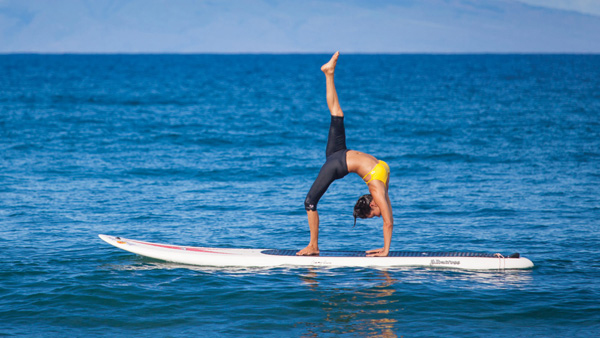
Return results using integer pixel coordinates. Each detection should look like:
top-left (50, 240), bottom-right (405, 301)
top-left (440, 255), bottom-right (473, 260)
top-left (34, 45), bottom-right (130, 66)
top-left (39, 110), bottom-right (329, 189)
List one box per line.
top-left (2, 52), bottom-right (600, 56)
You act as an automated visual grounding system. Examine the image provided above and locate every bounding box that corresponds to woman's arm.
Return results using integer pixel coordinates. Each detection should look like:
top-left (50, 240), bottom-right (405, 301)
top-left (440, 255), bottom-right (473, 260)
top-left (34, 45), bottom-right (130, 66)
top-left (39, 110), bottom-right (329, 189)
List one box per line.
top-left (366, 184), bottom-right (393, 257)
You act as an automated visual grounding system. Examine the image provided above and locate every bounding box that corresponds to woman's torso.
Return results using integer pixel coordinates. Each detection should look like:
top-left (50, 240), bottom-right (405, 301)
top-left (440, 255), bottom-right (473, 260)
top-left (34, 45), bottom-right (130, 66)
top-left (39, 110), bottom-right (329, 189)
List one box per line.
top-left (345, 150), bottom-right (380, 178)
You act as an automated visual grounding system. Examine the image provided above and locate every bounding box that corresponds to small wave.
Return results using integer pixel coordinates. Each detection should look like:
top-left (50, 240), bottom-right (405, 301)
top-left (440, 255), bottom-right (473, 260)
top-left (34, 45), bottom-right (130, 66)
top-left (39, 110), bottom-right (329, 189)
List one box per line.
top-left (473, 208), bottom-right (517, 215)
top-left (9, 143), bottom-right (42, 151)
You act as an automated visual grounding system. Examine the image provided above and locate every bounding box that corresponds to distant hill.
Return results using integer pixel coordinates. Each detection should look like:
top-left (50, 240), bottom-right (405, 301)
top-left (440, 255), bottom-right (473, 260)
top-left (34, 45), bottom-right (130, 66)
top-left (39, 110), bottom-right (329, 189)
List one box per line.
top-left (1, 0), bottom-right (599, 53)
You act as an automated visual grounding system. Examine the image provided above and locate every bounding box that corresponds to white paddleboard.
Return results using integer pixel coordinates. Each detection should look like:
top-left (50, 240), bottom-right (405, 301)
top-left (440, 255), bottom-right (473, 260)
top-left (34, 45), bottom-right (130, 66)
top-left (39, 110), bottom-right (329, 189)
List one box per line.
top-left (99, 234), bottom-right (534, 270)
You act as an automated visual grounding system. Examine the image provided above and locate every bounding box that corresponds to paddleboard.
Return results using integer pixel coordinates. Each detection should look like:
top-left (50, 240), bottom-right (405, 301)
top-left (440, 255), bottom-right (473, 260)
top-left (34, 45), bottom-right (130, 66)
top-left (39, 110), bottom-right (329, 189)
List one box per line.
top-left (99, 234), bottom-right (534, 270)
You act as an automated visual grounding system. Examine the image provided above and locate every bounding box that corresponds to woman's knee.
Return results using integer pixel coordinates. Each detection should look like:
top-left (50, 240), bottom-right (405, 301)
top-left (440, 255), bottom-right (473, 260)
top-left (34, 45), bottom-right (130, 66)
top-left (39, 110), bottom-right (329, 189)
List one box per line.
top-left (304, 196), bottom-right (317, 211)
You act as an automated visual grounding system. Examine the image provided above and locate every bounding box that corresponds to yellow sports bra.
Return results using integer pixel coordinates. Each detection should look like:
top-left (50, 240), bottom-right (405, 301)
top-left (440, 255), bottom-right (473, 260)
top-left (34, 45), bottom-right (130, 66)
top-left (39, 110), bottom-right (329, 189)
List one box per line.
top-left (362, 160), bottom-right (390, 186)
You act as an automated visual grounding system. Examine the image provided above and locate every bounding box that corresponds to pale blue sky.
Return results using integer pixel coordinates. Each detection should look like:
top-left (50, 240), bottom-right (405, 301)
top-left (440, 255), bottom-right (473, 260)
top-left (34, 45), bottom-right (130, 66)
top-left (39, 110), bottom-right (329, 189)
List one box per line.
top-left (1, 0), bottom-right (599, 53)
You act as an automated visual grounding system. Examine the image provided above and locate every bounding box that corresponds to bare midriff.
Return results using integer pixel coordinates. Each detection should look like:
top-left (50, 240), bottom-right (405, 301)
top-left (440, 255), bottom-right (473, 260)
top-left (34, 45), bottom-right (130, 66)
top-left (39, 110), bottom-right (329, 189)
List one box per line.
top-left (346, 150), bottom-right (380, 178)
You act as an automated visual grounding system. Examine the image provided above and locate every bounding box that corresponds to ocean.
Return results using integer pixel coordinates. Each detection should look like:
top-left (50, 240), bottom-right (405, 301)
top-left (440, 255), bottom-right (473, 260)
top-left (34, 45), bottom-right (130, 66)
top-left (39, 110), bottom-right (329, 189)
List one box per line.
top-left (1, 54), bottom-right (599, 337)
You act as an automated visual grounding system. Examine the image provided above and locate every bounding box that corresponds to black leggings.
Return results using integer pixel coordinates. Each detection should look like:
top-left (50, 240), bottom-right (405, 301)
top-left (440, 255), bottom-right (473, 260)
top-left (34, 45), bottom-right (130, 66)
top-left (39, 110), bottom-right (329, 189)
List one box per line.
top-left (304, 116), bottom-right (349, 211)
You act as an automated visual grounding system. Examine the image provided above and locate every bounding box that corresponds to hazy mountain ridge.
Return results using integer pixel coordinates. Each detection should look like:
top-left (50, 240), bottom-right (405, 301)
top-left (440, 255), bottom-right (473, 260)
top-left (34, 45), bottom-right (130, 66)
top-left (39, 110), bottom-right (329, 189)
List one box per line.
top-left (1, 0), bottom-right (599, 53)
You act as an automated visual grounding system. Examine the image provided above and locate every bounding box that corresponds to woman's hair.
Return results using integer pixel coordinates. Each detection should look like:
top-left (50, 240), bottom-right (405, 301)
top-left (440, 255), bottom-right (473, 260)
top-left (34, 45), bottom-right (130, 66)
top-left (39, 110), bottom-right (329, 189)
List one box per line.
top-left (353, 194), bottom-right (373, 227)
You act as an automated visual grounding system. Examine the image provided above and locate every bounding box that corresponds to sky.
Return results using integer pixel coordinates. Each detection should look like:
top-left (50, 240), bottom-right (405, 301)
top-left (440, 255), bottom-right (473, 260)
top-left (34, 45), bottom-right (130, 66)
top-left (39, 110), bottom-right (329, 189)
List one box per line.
top-left (0, 0), bottom-right (599, 53)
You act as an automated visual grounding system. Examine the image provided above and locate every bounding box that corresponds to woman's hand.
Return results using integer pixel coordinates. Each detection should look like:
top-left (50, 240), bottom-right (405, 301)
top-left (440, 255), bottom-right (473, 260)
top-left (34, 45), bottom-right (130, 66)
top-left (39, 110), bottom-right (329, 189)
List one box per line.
top-left (366, 247), bottom-right (389, 257)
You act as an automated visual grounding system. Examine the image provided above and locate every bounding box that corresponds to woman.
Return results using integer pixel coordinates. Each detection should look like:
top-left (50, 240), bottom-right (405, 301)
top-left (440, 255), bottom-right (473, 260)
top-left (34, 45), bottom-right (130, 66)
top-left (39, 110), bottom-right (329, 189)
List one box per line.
top-left (297, 52), bottom-right (393, 257)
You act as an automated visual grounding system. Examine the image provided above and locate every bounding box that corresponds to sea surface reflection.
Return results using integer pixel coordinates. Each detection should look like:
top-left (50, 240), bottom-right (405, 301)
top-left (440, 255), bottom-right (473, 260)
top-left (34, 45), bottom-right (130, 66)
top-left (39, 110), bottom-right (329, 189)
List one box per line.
top-left (295, 267), bottom-right (534, 337)
top-left (299, 269), bottom-right (399, 337)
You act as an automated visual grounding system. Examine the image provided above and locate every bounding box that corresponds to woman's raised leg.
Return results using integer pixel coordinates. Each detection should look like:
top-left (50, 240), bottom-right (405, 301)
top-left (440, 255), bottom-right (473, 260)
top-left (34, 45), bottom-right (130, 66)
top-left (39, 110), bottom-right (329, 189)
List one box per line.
top-left (323, 52), bottom-right (347, 157)
top-left (321, 51), bottom-right (343, 117)
top-left (297, 52), bottom-right (345, 257)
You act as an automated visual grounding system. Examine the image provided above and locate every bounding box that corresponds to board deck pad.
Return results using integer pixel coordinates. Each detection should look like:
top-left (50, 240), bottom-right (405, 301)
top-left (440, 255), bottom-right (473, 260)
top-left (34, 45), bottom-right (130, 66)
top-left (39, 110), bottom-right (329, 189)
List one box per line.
top-left (261, 249), bottom-right (501, 257)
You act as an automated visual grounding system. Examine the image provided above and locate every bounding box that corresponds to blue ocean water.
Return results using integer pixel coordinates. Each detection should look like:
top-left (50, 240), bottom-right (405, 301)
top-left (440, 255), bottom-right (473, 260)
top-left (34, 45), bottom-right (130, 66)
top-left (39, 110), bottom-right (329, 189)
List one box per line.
top-left (1, 54), bottom-right (599, 337)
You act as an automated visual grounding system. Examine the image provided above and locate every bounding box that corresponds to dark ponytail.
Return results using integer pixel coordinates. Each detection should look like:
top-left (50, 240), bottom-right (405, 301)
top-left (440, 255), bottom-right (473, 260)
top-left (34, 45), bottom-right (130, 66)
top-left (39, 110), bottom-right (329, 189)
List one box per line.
top-left (353, 194), bottom-right (373, 227)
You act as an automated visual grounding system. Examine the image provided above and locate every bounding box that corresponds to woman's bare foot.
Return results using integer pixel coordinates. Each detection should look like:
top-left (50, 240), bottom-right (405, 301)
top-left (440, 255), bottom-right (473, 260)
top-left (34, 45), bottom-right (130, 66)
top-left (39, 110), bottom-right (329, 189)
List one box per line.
top-left (321, 51), bottom-right (339, 75)
top-left (296, 244), bottom-right (319, 256)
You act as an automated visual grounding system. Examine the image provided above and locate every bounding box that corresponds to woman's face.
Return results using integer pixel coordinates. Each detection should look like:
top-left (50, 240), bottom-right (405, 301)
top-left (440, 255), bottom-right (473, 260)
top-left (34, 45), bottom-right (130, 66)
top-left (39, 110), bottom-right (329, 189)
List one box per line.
top-left (367, 202), bottom-right (381, 218)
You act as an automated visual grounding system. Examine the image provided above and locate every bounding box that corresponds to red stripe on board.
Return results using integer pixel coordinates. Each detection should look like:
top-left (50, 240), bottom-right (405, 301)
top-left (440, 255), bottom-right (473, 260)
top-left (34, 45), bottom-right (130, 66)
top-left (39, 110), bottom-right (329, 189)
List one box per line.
top-left (128, 239), bottom-right (231, 255)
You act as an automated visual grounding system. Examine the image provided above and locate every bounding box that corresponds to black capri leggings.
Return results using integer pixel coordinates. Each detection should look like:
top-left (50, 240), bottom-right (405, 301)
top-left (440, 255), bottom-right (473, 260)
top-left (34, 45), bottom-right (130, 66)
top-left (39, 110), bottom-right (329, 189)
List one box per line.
top-left (304, 116), bottom-right (350, 211)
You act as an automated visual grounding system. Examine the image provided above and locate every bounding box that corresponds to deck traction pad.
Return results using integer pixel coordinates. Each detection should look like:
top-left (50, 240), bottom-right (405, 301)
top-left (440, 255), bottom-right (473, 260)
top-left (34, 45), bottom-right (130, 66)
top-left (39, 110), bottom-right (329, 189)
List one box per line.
top-left (261, 249), bottom-right (500, 258)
